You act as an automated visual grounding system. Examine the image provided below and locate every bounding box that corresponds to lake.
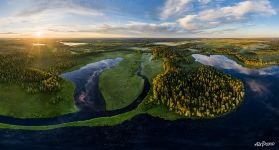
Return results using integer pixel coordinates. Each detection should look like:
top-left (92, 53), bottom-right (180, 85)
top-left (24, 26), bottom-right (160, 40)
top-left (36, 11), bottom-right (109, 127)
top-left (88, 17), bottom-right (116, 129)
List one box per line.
top-left (60, 42), bottom-right (88, 46)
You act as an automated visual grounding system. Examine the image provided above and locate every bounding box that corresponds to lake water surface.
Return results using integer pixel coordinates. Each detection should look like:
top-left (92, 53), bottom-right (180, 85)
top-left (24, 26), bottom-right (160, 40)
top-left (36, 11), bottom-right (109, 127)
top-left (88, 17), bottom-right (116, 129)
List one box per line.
top-left (61, 57), bottom-right (123, 112)
top-left (60, 42), bottom-right (88, 46)
top-left (191, 54), bottom-right (279, 146)
top-left (192, 54), bottom-right (279, 77)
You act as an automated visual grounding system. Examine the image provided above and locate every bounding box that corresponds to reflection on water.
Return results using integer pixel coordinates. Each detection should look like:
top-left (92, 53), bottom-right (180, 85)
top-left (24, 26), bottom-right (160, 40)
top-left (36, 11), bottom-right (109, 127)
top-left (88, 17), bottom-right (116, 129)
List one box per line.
top-left (153, 41), bottom-right (190, 46)
top-left (188, 48), bottom-right (199, 52)
top-left (129, 47), bottom-right (151, 51)
top-left (60, 42), bottom-right (87, 46)
top-left (192, 53), bottom-right (279, 117)
top-left (246, 79), bottom-right (269, 95)
top-left (192, 54), bottom-right (279, 77)
top-left (32, 43), bottom-right (45, 46)
top-left (61, 57), bottom-right (123, 112)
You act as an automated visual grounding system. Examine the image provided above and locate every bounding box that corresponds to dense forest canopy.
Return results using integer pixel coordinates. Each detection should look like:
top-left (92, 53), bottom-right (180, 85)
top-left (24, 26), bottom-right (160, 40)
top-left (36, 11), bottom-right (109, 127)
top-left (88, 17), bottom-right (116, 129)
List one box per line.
top-left (149, 45), bottom-right (245, 118)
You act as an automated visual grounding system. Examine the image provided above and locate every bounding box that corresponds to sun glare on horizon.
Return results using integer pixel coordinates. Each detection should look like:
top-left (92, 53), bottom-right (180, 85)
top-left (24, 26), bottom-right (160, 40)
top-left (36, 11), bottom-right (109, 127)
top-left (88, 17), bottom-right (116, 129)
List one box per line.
top-left (35, 32), bottom-right (43, 38)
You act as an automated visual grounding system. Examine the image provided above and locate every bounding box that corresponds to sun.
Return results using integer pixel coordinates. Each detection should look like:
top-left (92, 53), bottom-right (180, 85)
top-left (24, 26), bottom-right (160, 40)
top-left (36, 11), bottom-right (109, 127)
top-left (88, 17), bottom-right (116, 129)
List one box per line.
top-left (35, 32), bottom-right (43, 38)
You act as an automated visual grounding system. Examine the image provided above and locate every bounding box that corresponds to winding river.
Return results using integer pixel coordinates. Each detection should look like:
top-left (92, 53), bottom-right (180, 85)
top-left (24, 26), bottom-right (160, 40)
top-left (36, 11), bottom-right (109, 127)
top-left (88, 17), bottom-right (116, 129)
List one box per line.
top-left (0, 58), bottom-right (150, 126)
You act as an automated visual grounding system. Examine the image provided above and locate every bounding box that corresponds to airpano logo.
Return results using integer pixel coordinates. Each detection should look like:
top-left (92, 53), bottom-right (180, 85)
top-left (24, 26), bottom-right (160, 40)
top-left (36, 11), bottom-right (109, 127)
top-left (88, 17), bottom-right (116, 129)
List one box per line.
top-left (254, 141), bottom-right (275, 147)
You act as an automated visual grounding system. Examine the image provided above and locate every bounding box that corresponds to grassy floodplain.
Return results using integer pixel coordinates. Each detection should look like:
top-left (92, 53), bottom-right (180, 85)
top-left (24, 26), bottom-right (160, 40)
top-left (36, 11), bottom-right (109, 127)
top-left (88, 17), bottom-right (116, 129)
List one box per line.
top-left (0, 39), bottom-right (82, 118)
top-left (99, 52), bottom-right (164, 111)
top-left (0, 80), bottom-right (77, 118)
top-left (141, 53), bottom-right (164, 80)
top-left (99, 52), bottom-right (144, 110)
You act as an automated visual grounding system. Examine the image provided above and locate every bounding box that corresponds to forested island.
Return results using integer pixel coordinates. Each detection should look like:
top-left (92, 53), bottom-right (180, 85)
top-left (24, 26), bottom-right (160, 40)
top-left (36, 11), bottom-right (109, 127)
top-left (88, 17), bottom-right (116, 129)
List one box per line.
top-left (149, 46), bottom-right (245, 118)
top-left (150, 67), bottom-right (244, 117)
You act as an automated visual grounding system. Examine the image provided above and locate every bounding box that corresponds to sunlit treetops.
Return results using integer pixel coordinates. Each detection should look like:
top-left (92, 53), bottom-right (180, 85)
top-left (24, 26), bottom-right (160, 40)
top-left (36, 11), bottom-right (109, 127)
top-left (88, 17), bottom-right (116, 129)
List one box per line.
top-left (149, 46), bottom-right (245, 118)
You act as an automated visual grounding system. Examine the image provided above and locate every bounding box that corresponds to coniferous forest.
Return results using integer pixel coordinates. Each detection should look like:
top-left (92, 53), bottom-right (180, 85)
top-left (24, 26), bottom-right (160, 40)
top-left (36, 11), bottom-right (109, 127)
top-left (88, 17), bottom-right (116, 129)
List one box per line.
top-left (149, 46), bottom-right (245, 118)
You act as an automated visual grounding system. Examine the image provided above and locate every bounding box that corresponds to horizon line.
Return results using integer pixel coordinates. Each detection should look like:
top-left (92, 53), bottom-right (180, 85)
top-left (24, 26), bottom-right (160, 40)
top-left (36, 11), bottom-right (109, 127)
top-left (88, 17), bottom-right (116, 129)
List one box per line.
top-left (1, 37), bottom-right (279, 39)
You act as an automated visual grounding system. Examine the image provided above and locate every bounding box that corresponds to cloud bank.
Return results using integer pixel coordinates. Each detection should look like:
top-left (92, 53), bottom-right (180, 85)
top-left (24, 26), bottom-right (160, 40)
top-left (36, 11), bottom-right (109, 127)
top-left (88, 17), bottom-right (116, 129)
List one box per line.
top-left (0, 0), bottom-right (277, 37)
top-left (178, 0), bottom-right (276, 31)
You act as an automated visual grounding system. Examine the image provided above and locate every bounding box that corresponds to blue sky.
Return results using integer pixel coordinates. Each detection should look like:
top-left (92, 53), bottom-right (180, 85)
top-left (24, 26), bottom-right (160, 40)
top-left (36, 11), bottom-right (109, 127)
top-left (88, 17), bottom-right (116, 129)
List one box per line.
top-left (0, 0), bottom-right (279, 38)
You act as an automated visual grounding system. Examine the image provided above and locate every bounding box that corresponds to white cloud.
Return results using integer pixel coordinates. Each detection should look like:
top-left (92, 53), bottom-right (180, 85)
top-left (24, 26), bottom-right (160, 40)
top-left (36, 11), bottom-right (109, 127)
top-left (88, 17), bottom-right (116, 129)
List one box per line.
top-left (62, 21), bottom-right (178, 37)
top-left (178, 0), bottom-right (276, 30)
top-left (177, 15), bottom-right (198, 29)
top-left (199, 0), bottom-right (276, 21)
top-left (161, 0), bottom-right (192, 19)
top-left (198, 0), bottom-right (211, 5)
top-left (0, 0), bottom-right (103, 27)
top-left (16, 1), bottom-right (103, 17)
top-left (95, 21), bottom-right (178, 35)
top-left (1, 0), bottom-right (277, 38)
top-left (160, 0), bottom-right (226, 19)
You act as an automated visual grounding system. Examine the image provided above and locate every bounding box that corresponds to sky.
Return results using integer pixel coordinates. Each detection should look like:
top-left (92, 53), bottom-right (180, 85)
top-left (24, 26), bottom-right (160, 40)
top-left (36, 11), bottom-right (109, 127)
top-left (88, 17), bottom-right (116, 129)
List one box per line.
top-left (0, 0), bottom-right (279, 38)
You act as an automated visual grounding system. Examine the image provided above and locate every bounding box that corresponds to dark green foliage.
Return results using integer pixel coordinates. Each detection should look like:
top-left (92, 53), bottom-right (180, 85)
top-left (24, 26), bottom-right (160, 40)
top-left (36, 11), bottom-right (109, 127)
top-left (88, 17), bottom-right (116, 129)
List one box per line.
top-left (149, 46), bottom-right (245, 118)
top-left (150, 67), bottom-right (244, 117)
top-left (0, 48), bottom-right (77, 94)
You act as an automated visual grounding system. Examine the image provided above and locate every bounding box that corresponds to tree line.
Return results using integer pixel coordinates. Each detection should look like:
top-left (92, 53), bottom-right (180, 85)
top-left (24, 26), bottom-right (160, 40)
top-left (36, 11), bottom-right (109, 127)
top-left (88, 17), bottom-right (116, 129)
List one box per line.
top-left (0, 49), bottom-right (78, 94)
